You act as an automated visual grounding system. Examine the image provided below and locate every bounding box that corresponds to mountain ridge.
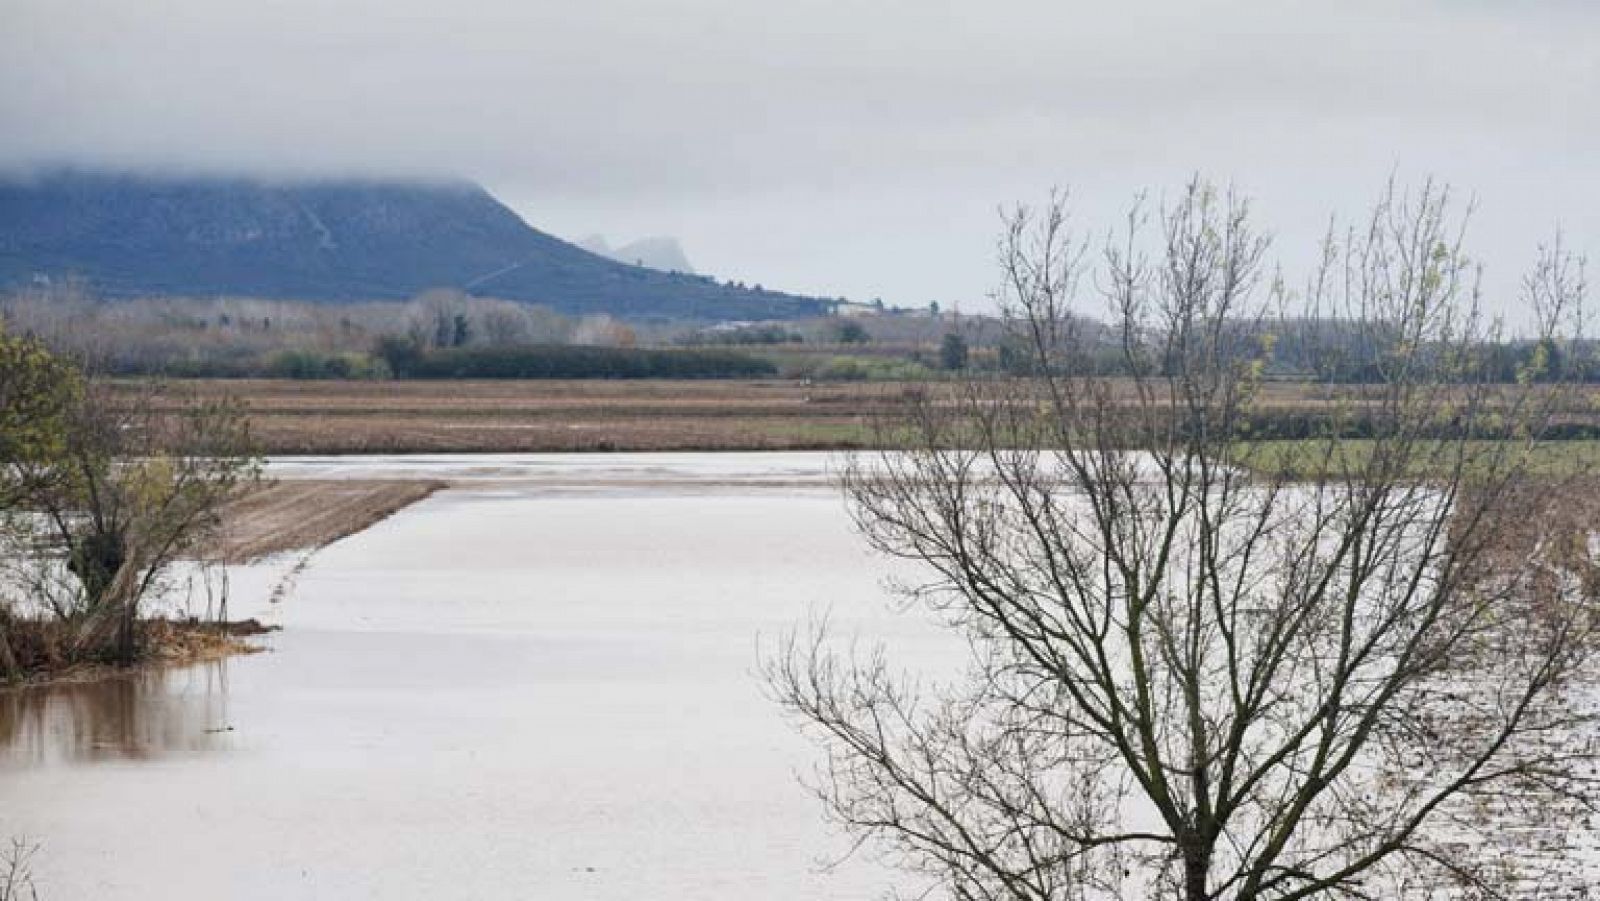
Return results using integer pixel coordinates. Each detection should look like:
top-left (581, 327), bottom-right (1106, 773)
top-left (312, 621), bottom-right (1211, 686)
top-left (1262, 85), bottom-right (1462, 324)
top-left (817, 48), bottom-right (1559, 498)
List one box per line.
top-left (0, 169), bottom-right (830, 321)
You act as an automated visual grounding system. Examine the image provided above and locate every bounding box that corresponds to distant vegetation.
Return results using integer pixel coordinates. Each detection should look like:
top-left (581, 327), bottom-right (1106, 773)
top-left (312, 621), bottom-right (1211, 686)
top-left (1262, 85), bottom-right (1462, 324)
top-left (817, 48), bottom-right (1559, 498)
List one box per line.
top-left (1, 279), bottom-right (1588, 387)
top-left (0, 283), bottom-right (985, 381)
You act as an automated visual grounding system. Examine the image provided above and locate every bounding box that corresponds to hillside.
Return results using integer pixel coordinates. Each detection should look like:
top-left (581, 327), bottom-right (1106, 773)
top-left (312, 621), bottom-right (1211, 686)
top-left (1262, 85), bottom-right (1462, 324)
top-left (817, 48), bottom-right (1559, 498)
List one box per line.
top-left (0, 170), bottom-right (831, 321)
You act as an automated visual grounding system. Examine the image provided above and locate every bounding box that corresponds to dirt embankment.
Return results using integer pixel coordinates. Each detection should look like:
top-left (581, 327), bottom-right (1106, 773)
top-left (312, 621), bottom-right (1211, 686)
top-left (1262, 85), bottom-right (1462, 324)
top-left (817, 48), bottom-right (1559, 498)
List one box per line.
top-left (218, 479), bottom-right (445, 562)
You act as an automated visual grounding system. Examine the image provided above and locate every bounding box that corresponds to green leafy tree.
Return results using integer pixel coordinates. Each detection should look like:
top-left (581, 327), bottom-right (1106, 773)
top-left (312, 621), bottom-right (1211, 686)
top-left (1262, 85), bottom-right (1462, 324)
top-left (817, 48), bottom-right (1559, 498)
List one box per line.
top-left (0, 329), bottom-right (80, 506)
top-left (834, 321), bottom-right (871, 345)
top-left (939, 332), bottom-right (968, 370)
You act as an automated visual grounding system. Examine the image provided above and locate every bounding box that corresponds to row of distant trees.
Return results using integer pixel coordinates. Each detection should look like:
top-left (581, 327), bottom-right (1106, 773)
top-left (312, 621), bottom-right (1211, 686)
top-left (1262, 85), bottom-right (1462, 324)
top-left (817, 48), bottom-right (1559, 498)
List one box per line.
top-left (0, 287), bottom-right (656, 378)
top-left (0, 285), bottom-right (989, 380)
top-left (991, 322), bottom-right (1590, 383)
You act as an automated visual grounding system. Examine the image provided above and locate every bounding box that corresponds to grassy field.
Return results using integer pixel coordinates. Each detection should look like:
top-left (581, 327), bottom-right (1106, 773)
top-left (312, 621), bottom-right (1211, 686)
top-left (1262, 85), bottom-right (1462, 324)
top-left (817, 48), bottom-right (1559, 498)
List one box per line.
top-left (1233, 439), bottom-right (1600, 479)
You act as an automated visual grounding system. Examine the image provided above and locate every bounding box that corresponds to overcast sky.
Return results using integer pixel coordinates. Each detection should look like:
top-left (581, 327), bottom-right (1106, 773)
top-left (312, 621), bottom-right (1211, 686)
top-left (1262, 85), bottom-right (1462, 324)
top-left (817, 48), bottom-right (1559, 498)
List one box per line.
top-left (2, 0), bottom-right (1594, 321)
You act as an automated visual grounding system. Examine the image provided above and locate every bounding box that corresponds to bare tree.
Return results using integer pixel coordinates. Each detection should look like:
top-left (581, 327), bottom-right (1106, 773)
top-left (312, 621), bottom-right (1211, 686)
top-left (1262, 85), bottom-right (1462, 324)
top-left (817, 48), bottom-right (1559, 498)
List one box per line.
top-left (476, 298), bottom-right (535, 347)
top-left (767, 180), bottom-right (1598, 900)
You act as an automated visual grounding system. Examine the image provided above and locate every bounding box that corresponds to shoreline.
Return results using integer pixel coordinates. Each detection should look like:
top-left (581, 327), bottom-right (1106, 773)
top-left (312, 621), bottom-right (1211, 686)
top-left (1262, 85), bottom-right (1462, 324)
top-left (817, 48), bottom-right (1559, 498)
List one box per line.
top-left (0, 619), bottom-right (277, 693)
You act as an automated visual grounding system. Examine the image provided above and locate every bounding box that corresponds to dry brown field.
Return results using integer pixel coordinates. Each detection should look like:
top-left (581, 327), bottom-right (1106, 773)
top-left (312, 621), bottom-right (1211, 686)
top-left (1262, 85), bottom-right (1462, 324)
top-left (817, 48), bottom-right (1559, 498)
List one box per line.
top-left (218, 479), bottom-right (446, 561)
top-left (152, 379), bottom-right (904, 453)
top-left (127, 378), bottom-right (1600, 455)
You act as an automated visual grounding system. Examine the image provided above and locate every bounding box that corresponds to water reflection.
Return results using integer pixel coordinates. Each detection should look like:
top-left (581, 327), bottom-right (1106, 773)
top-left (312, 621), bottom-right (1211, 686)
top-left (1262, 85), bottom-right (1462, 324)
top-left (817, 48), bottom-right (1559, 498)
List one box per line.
top-left (0, 661), bottom-right (236, 768)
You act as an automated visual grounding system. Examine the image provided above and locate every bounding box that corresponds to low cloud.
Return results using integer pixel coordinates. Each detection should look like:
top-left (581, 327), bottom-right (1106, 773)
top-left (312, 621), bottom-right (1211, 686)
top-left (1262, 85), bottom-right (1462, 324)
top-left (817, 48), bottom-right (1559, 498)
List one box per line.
top-left (2, 0), bottom-right (1594, 315)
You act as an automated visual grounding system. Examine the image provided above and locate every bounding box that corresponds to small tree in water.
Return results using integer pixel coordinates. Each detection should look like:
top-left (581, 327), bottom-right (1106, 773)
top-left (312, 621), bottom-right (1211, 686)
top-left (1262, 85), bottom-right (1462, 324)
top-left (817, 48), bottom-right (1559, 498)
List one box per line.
top-left (3, 368), bottom-right (259, 665)
top-left (767, 180), bottom-right (1599, 900)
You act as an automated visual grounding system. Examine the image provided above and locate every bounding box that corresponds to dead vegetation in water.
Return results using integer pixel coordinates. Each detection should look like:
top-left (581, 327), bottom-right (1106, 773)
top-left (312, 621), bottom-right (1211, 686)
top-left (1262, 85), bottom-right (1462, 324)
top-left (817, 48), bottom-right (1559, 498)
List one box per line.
top-left (0, 617), bottom-right (275, 690)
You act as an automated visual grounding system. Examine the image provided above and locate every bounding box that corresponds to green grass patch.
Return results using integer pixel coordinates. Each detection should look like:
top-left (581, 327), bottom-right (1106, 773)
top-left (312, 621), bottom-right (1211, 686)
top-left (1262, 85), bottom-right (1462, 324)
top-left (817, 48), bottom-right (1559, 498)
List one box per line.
top-left (1232, 439), bottom-right (1600, 480)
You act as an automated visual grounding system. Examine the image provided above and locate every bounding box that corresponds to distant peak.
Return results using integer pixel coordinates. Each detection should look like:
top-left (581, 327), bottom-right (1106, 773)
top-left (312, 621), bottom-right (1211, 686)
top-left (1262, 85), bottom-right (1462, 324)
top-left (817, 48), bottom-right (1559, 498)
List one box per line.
top-left (581, 234), bottom-right (696, 274)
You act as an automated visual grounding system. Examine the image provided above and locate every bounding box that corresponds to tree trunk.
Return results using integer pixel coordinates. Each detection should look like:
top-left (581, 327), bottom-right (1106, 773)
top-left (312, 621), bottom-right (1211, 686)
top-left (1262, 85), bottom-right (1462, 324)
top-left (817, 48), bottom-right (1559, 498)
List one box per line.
top-left (1183, 841), bottom-right (1211, 901)
top-left (0, 623), bottom-right (19, 682)
top-left (116, 602), bottom-right (137, 664)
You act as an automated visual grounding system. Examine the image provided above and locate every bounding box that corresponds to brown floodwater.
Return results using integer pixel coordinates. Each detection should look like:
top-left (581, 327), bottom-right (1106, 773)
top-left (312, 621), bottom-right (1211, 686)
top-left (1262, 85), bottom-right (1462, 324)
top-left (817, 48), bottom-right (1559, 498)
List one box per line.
top-left (0, 453), bottom-right (957, 900)
top-left (0, 663), bottom-right (238, 767)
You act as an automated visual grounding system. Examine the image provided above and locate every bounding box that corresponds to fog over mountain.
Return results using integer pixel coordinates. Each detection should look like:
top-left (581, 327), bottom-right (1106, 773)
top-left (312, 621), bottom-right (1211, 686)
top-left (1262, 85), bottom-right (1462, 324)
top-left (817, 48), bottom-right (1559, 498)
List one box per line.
top-left (1, 0), bottom-right (1595, 322)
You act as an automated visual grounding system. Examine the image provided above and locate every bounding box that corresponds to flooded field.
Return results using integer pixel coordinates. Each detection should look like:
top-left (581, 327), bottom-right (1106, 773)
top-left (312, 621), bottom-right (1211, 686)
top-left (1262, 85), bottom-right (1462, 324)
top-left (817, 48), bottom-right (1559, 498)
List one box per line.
top-left (0, 453), bottom-right (956, 900)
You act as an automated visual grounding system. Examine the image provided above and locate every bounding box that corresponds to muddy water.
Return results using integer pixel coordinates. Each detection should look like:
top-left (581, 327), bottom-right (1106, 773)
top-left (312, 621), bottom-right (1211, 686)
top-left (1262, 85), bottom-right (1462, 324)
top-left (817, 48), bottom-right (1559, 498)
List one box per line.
top-left (0, 453), bottom-right (956, 900)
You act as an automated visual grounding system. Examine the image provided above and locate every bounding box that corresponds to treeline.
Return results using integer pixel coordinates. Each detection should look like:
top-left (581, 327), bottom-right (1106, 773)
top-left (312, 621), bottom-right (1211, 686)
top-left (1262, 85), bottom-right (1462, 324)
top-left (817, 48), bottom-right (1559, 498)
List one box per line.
top-left (377, 339), bottom-right (775, 379)
top-left (0, 286), bottom-right (979, 381)
top-left (0, 286), bottom-right (649, 379)
top-left (8, 282), bottom-right (1588, 385)
top-left (993, 326), bottom-right (1593, 384)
